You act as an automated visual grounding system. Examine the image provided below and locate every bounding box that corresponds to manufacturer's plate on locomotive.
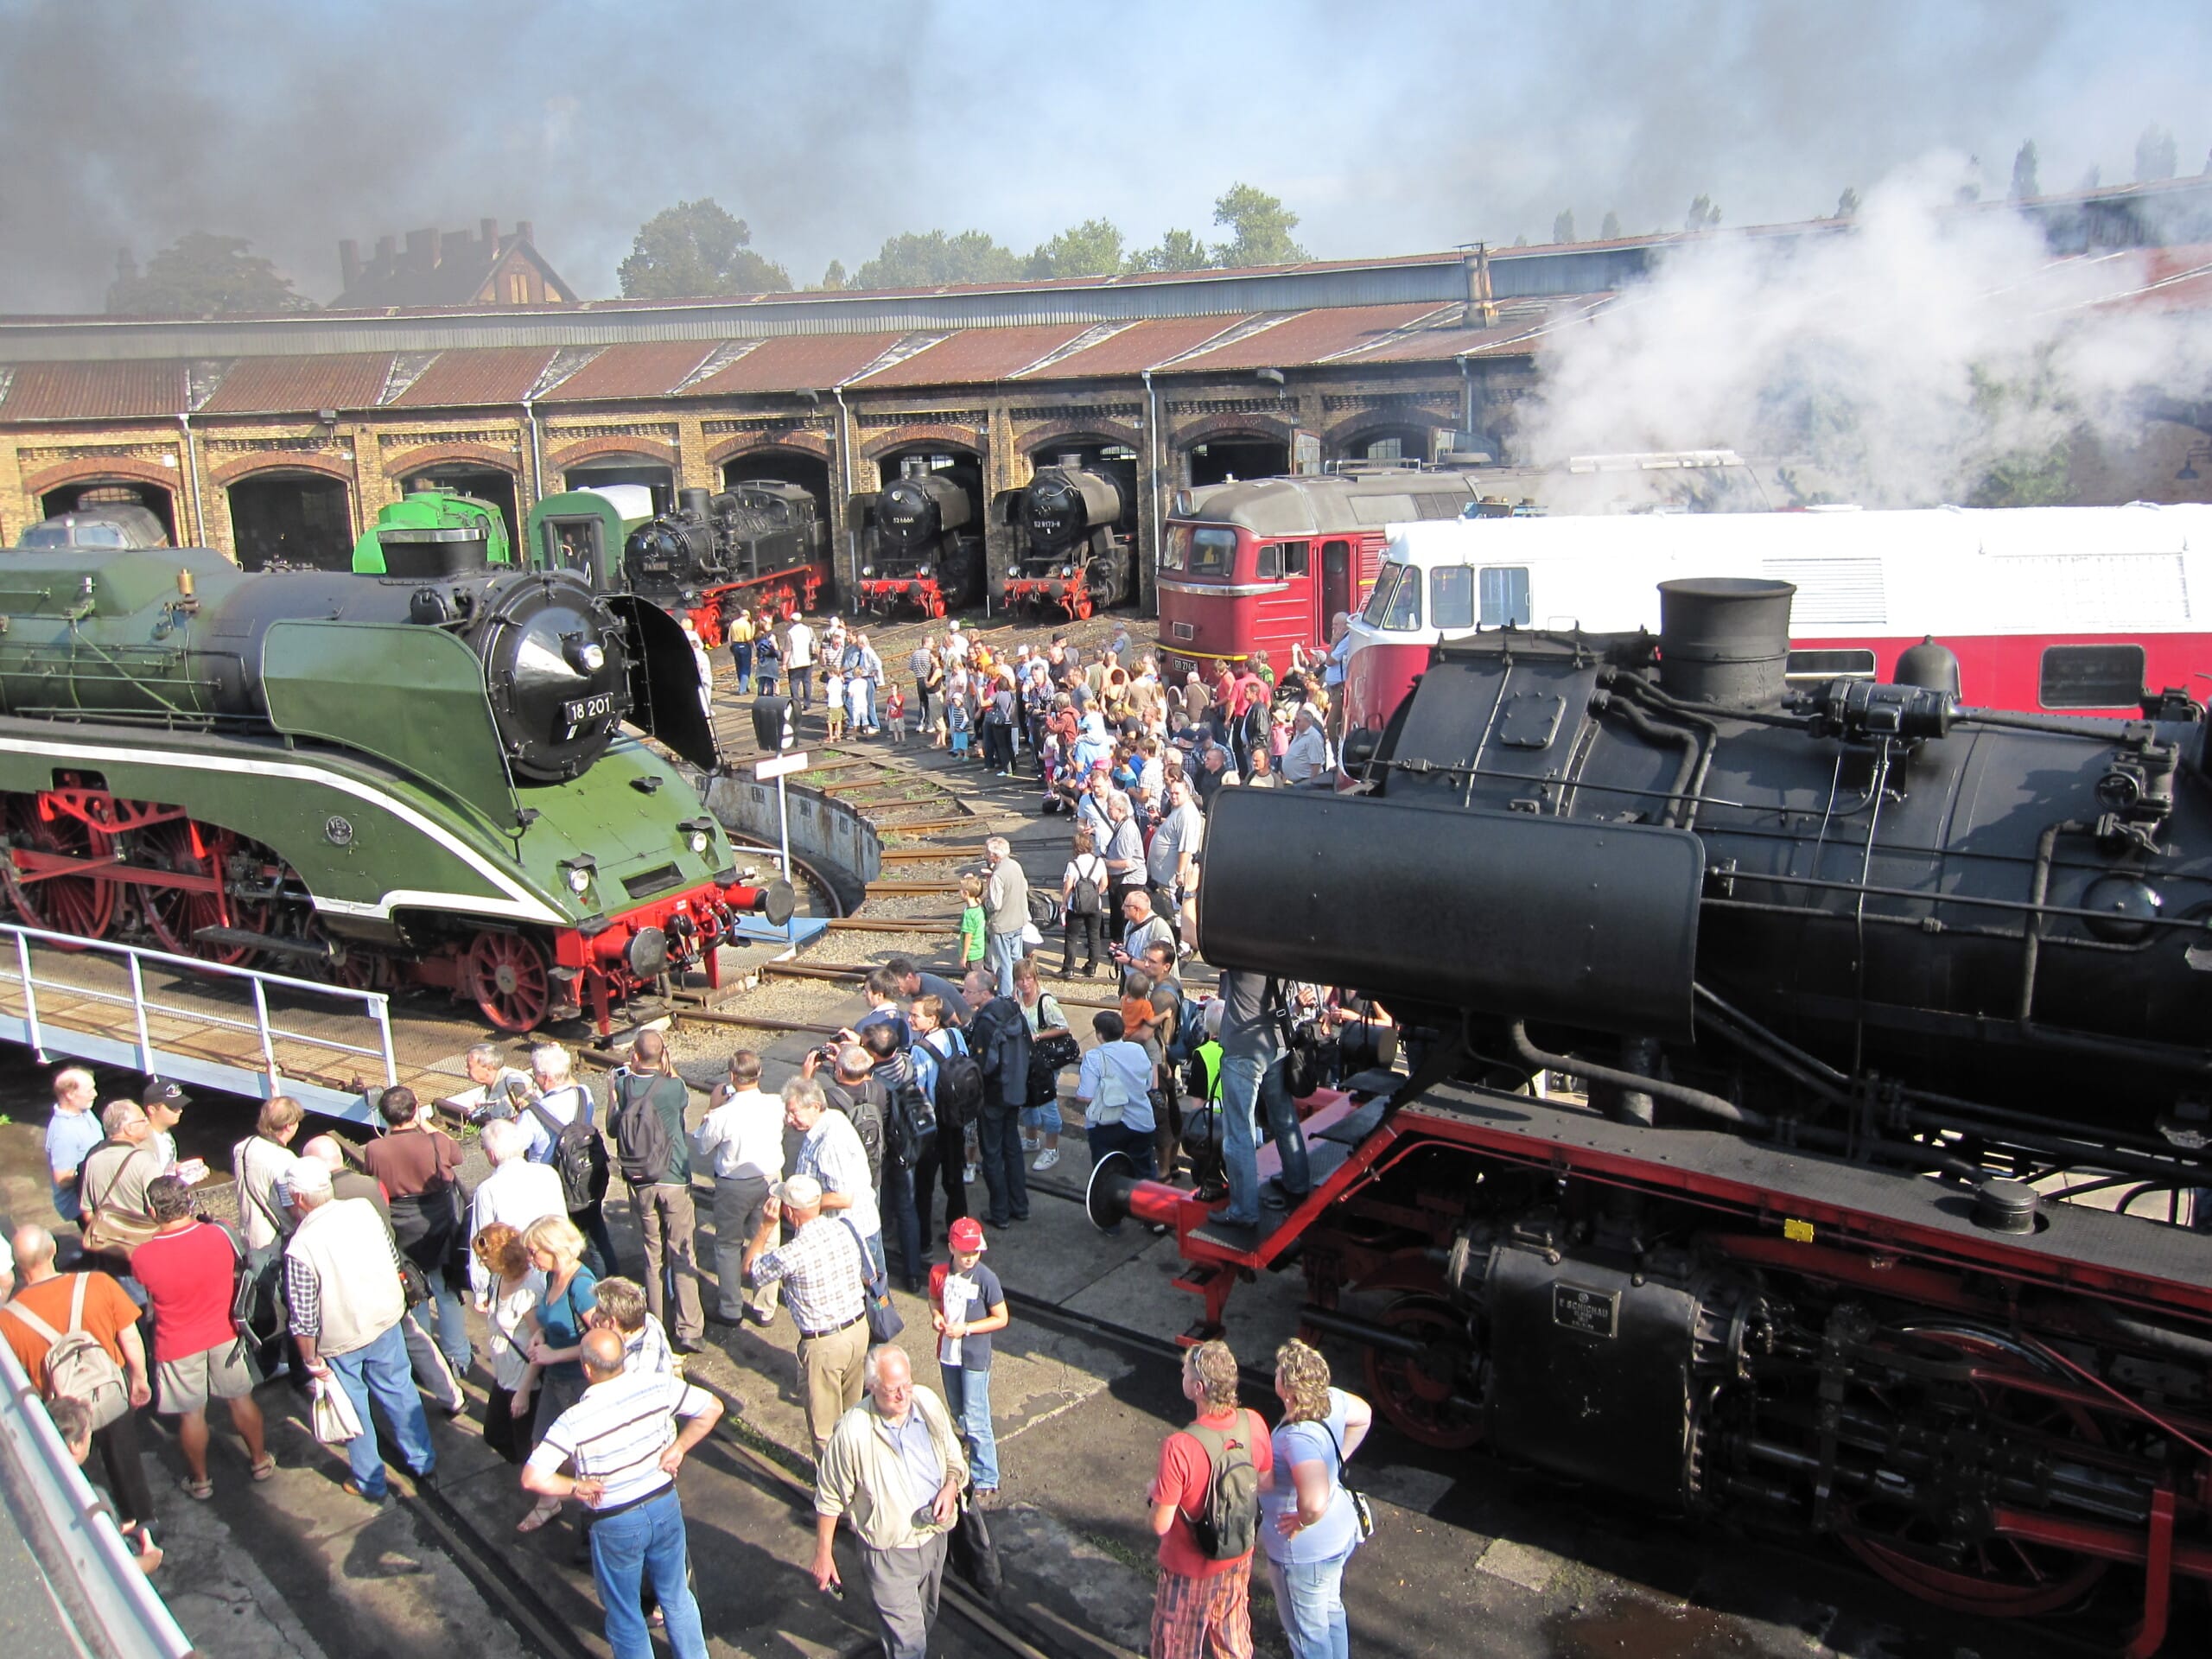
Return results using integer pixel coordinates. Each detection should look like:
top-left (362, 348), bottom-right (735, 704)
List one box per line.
top-left (1552, 1284), bottom-right (1620, 1338)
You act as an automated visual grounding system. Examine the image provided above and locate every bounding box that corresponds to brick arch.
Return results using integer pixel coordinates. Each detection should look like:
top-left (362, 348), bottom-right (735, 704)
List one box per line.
top-left (549, 435), bottom-right (677, 472)
top-left (1016, 418), bottom-right (1142, 456)
top-left (705, 430), bottom-right (831, 467)
top-left (1320, 407), bottom-right (1455, 454)
top-left (1170, 411), bottom-right (1294, 452)
top-left (21, 455), bottom-right (184, 501)
top-left (385, 441), bottom-right (524, 481)
top-left (859, 423), bottom-right (982, 463)
top-left (209, 451), bottom-right (354, 487)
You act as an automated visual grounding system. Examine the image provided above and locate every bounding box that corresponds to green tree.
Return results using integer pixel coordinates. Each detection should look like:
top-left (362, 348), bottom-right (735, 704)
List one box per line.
top-left (813, 260), bottom-right (848, 291)
top-left (1599, 210), bottom-right (1622, 239)
top-left (1551, 209), bottom-right (1576, 244)
top-left (618, 199), bottom-right (791, 297)
top-left (105, 233), bottom-right (312, 315)
top-left (1834, 186), bottom-right (1861, 218)
top-left (853, 230), bottom-right (1023, 289)
top-left (2009, 141), bottom-right (2040, 200)
top-left (1685, 194), bottom-right (1721, 232)
top-left (2136, 124), bottom-right (2178, 182)
top-left (1210, 183), bottom-right (1309, 267)
top-left (1127, 229), bottom-right (1211, 272)
top-left (1025, 219), bottom-right (1127, 279)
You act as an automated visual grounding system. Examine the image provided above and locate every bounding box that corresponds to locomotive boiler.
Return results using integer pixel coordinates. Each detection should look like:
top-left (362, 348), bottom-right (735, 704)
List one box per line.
top-left (0, 533), bottom-right (790, 1033)
top-left (1003, 458), bottom-right (1132, 620)
top-left (1099, 577), bottom-right (2212, 1641)
top-left (854, 462), bottom-right (980, 618)
top-left (622, 481), bottom-right (828, 643)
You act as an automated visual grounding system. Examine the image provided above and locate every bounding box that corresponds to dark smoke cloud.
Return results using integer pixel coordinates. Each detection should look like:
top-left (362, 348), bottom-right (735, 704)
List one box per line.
top-left (0, 0), bottom-right (2202, 312)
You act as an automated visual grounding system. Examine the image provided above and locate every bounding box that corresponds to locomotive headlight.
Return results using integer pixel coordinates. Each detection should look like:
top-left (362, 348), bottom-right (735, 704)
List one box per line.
top-left (560, 855), bottom-right (598, 894)
top-left (563, 633), bottom-right (607, 674)
top-left (1061, 564), bottom-right (1075, 579)
top-left (861, 564), bottom-right (875, 577)
top-left (678, 817), bottom-right (714, 855)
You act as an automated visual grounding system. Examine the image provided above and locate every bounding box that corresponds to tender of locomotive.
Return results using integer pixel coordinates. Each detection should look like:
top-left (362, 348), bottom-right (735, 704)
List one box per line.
top-left (854, 461), bottom-right (982, 618)
top-left (0, 525), bottom-right (791, 1034)
top-left (1097, 577), bottom-right (2212, 1644)
top-left (1001, 458), bottom-right (1133, 620)
top-left (621, 481), bottom-right (828, 644)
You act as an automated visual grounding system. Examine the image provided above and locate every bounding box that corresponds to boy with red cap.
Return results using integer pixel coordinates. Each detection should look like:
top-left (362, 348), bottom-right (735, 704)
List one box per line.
top-left (929, 1218), bottom-right (1009, 1503)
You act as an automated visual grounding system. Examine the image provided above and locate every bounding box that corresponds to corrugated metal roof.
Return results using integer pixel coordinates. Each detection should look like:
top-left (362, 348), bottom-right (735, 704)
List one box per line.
top-left (682, 331), bottom-right (912, 396)
top-left (1014, 315), bottom-right (1256, 379)
top-left (389, 345), bottom-right (559, 408)
top-left (0, 359), bottom-right (188, 419)
top-left (1157, 303), bottom-right (1456, 373)
top-left (197, 353), bottom-right (393, 414)
top-left (1339, 296), bottom-right (1609, 364)
top-left (851, 323), bottom-right (1093, 388)
top-left (541, 340), bottom-right (715, 401)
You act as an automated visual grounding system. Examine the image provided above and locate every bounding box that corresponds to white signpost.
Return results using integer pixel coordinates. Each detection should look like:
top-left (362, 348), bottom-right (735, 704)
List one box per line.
top-left (753, 749), bottom-right (808, 941)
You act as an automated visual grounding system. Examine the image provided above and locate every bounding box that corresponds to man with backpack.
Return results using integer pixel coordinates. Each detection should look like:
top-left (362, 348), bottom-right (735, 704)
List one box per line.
top-left (962, 966), bottom-right (1032, 1229)
top-left (607, 1031), bottom-right (704, 1355)
top-left (1147, 1338), bottom-right (1274, 1659)
top-left (524, 1043), bottom-right (619, 1278)
top-left (3, 1224), bottom-right (155, 1530)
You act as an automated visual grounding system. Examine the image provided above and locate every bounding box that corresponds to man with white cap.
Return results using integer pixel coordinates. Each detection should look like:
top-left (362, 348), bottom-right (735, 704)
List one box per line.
top-left (742, 1169), bottom-right (870, 1459)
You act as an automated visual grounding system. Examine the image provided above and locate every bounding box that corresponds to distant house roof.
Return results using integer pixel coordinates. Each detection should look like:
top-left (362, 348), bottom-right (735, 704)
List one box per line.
top-left (334, 220), bottom-right (576, 310)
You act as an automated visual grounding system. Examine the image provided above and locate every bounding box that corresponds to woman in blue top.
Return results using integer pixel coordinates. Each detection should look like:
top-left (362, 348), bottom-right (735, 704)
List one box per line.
top-left (1259, 1338), bottom-right (1373, 1659)
top-left (516, 1215), bottom-right (599, 1534)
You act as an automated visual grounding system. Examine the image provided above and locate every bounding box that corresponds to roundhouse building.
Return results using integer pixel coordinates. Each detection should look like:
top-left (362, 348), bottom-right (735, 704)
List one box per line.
top-left (3, 180), bottom-right (2208, 593)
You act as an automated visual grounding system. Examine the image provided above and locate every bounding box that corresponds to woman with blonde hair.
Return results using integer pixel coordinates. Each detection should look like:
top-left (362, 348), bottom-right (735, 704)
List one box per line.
top-left (469, 1223), bottom-right (543, 1466)
top-left (514, 1214), bottom-right (595, 1533)
top-left (1259, 1338), bottom-right (1373, 1659)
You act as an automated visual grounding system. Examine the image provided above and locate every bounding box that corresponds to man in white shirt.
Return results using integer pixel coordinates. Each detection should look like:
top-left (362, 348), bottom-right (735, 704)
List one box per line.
top-left (785, 615), bottom-right (817, 713)
top-left (785, 1075), bottom-right (883, 1274)
top-left (1282, 705), bottom-right (1330, 785)
top-left (1075, 1010), bottom-right (1160, 1195)
top-left (448, 1043), bottom-right (534, 1123)
top-left (467, 1118), bottom-right (566, 1307)
top-left (524, 1327), bottom-right (721, 1659)
top-left (691, 1049), bottom-right (785, 1327)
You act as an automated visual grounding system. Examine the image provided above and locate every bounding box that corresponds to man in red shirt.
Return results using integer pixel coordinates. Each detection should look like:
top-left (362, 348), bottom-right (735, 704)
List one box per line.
top-left (131, 1175), bottom-right (274, 1497)
top-left (1147, 1338), bottom-right (1274, 1659)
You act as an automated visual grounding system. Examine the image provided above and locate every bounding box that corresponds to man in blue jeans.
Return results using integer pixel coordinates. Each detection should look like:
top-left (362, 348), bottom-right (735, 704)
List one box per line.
top-left (285, 1161), bottom-right (435, 1501)
top-left (1215, 969), bottom-right (1312, 1228)
top-left (526, 1326), bottom-right (723, 1659)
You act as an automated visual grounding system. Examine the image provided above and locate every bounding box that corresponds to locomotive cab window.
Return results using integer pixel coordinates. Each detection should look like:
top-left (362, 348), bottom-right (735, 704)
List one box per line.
top-left (1431, 565), bottom-right (1475, 629)
top-left (1166, 525), bottom-right (1236, 576)
top-left (1255, 542), bottom-right (1281, 580)
top-left (1281, 540), bottom-right (1309, 576)
top-left (1479, 565), bottom-right (1531, 626)
top-left (2040, 643), bottom-right (2145, 709)
top-left (1370, 563), bottom-right (1421, 630)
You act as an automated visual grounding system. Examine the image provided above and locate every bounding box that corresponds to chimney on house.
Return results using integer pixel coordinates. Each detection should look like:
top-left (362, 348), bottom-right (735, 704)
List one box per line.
top-left (375, 235), bottom-right (397, 277)
top-left (1465, 244), bottom-right (1499, 327)
top-left (516, 220), bottom-right (534, 247)
top-left (480, 218), bottom-right (498, 250)
top-left (441, 229), bottom-right (471, 267)
top-left (339, 238), bottom-right (361, 290)
top-left (405, 229), bottom-right (435, 273)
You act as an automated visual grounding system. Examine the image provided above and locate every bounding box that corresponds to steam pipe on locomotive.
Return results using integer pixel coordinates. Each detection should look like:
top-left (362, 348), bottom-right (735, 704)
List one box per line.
top-left (1094, 576), bottom-right (2212, 1643)
top-left (1001, 456), bottom-right (1133, 621)
top-left (851, 458), bottom-right (982, 619)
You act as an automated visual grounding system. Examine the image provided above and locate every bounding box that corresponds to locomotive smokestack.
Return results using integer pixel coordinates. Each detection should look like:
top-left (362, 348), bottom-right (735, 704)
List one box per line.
top-left (1656, 578), bottom-right (1796, 709)
top-left (1056, 453), bottom-right (1083, 470)
top-left (677, 486), bottom-right (711, 517)
top-left (900, 456), bottom-right (926, 480)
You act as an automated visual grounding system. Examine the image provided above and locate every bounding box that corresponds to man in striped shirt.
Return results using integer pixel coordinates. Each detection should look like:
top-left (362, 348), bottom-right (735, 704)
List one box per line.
top-left (524, 1326), bottom-right (721, 1659)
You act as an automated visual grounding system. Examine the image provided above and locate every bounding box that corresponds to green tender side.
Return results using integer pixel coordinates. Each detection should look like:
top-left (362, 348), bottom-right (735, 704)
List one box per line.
top-left (353, 490), bottom-right (514, 574)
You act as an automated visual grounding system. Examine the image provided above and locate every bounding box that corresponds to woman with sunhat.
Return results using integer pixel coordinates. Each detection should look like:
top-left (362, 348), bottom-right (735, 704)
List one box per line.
top-left (930, 1217), bottom-right (1010, 1503)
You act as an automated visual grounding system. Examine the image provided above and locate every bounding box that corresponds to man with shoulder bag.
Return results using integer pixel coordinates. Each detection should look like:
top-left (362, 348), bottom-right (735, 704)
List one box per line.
top-left (522, 1043), bottom-right (619, 1276)
top-left (607, 1031), bottom-right (704, 1355)
top-left (78, 1099), bottom-right (165, 1274)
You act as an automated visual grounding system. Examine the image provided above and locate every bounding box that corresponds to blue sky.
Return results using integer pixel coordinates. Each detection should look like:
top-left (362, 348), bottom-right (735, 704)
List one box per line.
top-left (2, 0), bottom-right (2206, 309)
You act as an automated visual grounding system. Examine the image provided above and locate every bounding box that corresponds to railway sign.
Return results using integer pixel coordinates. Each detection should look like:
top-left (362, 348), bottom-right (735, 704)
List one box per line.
top-left (753, 751), bottom-right (809, 781)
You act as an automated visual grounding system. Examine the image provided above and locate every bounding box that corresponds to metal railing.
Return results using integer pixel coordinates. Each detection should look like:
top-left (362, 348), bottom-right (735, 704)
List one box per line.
top-left (0, 922), bottom-right (396, 1103)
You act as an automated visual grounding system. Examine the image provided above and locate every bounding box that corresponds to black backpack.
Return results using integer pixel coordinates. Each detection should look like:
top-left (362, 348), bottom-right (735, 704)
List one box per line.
top-left (1027, 1028), bottom-right (1081, 1108)
top-left (887, 1078), bottom-right (937, 1171)
top-left (1067, 854), bottom-right (1104, 918)
top-left (1185, 1414), bottom-right (1262, 1560)
top-left (525, 1092), bottom-right (609, 1211)
top-left (933, 1041), bottom-right (985, 1131)
top-left (609, 1072), bottom-right (683, 1185)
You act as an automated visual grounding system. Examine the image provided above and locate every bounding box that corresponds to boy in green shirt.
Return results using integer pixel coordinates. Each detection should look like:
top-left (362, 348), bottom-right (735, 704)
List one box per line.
top-left (959, 873), bottom-right (988, 969)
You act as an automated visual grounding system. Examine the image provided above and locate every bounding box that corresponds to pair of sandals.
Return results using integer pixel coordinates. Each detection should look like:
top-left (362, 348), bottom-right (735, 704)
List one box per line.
top-left (181, 1453), bottom-right (277, 1500)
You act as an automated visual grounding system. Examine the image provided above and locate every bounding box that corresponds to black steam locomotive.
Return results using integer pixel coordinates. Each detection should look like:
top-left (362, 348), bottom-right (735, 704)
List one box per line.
top-left (621, 481), bottom-right (828, 643)
top-left (1001, 458), bottom-right (1133, 620)
top-left (852, 461), bottom-right (981, 619)
top-left (1105, 578), bottom-right (2212, 1637)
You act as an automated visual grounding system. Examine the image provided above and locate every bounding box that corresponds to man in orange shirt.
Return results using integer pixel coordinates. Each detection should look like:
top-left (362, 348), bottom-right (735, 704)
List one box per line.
top-left (1147, 1338), bottom-right (1274, 1659)
top-left (2, 1224), bottom-right (154, 1528)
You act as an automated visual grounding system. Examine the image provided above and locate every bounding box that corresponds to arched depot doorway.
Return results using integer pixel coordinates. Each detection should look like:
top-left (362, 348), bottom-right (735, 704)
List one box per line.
top-left (722, 449), bottom-right (832, 521)
top-left (1338, 424), bottom-right (1436, 465)
top-left (400, 464), bottom-right (519, 549)
top-left (227, 470), bottom-right (353, 571)
top-left (39, 480), bottom-right (178, 543)
top-left (1185, 431), bottom-right (1288, 488)
top-left (564, 454), bottom-right (675, 517)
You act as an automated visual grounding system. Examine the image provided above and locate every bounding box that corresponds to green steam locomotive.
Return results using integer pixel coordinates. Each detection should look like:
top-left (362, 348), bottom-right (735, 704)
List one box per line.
top-left (0, 522), bottom-right (790, 1033)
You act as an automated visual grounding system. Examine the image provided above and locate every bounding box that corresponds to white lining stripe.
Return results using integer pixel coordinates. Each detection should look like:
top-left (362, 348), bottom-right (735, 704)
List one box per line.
top-left (0, 734), bottom-right (565, 925)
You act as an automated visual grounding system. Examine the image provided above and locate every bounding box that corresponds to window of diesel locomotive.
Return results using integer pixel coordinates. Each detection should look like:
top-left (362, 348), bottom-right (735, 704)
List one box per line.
top-left (2040, 643), bottom-right (2145, 709)
top-left (1172, 527), bottom-right (1237, 576)
top-left (1281, 540), bottom-right (1309, 576)
top-left (1361, 563), bottom-right (1404, 626)
top-left (1371, 563), bottom-right (1421, 630)
top-left (1479, 566), bottom-right (1531, 626)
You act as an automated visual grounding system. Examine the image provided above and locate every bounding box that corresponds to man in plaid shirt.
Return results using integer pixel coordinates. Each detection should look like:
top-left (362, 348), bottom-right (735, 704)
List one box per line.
top-left (742, 1172), bottom-right (869, 1459)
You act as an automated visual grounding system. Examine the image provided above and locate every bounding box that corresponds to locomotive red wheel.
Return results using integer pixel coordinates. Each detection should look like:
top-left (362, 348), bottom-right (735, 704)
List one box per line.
top-left (1836, 1325), bottom-right (2109, 1616)
top-left (464, 929), bottom-right (552, 1032)
top-left (1363, 1294), bottom-right (1483, 1450)
top-left (134, 819), bottom-right (257, 964)
top-left (4, 797), bottom-right (118, 944)
top-left (1071, 588), bottom-right (1095, 620)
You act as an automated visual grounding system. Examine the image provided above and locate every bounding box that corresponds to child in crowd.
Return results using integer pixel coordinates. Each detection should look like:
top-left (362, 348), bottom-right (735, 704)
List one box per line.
top-left (884, 684), bottom-right (907, 746)
top-left (823, 664), bottom-right (848, 742)
top-left (960, 874), bottom-right (988, 971)
top-left (931, 1218), bottom-right (1009, 1502)
top-left (949, 694), bottom-right (974, 758)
